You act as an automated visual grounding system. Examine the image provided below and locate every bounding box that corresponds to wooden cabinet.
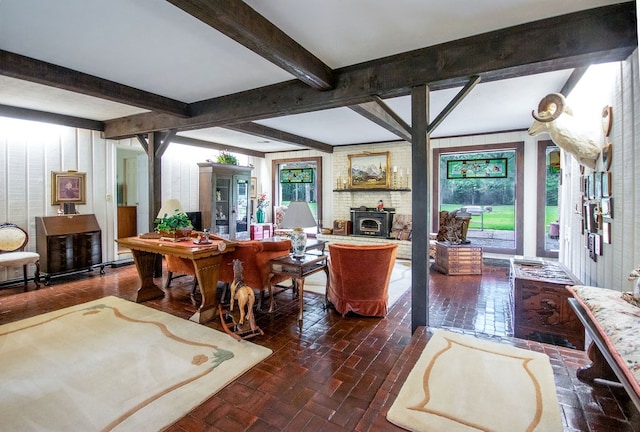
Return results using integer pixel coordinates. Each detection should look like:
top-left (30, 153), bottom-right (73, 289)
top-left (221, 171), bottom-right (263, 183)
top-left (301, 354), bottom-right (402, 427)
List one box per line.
top-left (510, 258), bottom-right (584, 349)
top-left (117, 206), bottom-right (137, 238)
top-left (434, 242), bottom-right (482, 275)
top-left (198, 162), bottom-right (253, 240)
top-left (35, 214), bottom-right (104, 284)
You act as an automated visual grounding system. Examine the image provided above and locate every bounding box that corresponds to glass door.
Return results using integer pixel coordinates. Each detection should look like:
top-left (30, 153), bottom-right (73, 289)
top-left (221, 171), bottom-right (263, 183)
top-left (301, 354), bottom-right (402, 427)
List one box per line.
top-left (214, 176), bottom-right (231, 238)
top-left (234, 175), bottom-right (250, 240)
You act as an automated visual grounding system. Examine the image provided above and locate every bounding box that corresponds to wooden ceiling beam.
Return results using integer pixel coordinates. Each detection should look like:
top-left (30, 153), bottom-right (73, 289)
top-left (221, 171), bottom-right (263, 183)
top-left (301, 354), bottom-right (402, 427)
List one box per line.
top-left (0, 103), bottom-right (105, 131)
top-left (225, 122), bottom-right (333, 153)
top-left (171, 135), bottom-right (266, 159)
top-left (427, 76), bottom-right (481, 134)
top-left (167, 0), bottom-right (333, 90)
top-left (104, 3), bottom-right (637, 139)
top-left (349, 96), bottom-right (412, 142)
top-left (0, 50), bottom-right (190, 118)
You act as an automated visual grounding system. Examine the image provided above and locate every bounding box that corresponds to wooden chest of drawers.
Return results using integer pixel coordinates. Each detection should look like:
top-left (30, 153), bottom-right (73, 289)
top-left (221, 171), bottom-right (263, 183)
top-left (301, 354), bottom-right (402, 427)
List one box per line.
top-left (510, 258), bottom-right (584, 349)
top-left (434, 242), bottom-right (482, 275)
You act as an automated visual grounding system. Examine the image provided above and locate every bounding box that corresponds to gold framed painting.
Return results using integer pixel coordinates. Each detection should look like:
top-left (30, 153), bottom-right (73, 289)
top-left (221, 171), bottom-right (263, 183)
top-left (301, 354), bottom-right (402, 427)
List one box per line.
top-left (52, 171), bottom-right (86, 205)
top-left (348, 152), bottom-right (390, 189)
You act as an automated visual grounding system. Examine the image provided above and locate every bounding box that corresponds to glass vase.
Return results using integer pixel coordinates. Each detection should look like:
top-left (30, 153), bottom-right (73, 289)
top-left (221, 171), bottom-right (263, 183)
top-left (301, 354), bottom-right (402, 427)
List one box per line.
top-left (290, 227), bottom-right (307, 258)
top-left (256, 208), bottom-right (265, 223)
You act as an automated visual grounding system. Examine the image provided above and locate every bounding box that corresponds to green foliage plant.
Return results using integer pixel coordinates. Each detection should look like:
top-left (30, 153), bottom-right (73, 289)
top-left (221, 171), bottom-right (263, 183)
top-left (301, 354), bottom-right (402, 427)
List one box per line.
top-left (216, 150), bottom-right (238, 165)
top-left (155, 209), bottom-right (192, 232)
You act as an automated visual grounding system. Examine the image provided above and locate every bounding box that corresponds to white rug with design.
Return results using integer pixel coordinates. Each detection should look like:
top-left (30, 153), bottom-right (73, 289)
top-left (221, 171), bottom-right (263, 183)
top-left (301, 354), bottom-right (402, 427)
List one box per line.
top-left (387, 329), bottom-right (562, 432)
top-left (0, 296), bottom-right (272, 432)
top-left (303, 259), bottom-right (411, 308)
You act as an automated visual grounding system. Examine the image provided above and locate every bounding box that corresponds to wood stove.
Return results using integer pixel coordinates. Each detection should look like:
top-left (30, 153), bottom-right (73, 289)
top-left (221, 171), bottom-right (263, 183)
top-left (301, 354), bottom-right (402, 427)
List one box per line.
top-left (350, 207), bottom-right (395, 238)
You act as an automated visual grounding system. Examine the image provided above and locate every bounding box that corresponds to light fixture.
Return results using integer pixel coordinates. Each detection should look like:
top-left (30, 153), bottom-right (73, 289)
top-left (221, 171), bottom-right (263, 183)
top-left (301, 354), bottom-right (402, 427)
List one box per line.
top-left (280, 201), bottom-right (316, 258)
top-left (157, 199), bottom-right (185, 219)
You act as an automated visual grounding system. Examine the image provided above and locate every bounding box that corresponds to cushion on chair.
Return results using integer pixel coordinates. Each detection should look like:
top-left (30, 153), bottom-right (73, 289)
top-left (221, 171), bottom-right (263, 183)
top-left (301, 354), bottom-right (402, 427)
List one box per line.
top-left (0, 251), bottom-right (40, 267)
top-left (327, 243), bottom-right (398, 317)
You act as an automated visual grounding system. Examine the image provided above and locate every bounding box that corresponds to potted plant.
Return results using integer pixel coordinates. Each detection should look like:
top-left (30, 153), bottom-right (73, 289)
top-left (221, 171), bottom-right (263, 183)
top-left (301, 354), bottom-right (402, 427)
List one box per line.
top-left (216, 150), bottom-right (238, 165)
top-left (155, 209), bottom-right (193, 242)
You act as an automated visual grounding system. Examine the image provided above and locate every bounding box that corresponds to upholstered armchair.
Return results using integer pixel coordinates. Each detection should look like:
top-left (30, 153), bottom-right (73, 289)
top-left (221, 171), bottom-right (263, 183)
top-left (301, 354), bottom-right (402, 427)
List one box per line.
top-left (217, 239), bottom-right (292, 307)
top-left (327, 243), bottom-right (398, 317)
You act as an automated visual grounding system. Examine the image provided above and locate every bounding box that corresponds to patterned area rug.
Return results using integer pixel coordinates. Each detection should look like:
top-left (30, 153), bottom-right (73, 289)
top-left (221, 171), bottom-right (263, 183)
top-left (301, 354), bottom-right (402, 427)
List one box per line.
top-left (0, 296), bottom-right (272, 431)
top-left (303, 259), bottom-right (411, 307)
top-left (387, 329), bottom-right (562, 432)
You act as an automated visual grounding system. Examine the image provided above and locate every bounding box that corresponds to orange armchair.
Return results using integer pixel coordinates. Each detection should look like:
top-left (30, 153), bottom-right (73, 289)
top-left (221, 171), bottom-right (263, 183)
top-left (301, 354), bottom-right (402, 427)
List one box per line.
top-left (218, 239), bottom-right (292, 307)
top-left (327, 243), bottom-right (398, 317)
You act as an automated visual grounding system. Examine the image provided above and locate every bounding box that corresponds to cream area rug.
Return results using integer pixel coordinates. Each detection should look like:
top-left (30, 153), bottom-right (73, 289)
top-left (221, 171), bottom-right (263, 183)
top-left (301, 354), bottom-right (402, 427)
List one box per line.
top-left (304, 259), bottom-right (411, 307)
top-left (0, 296), bottom-right (272, 432)
top-left (387, 329), bottom-right (562, 432)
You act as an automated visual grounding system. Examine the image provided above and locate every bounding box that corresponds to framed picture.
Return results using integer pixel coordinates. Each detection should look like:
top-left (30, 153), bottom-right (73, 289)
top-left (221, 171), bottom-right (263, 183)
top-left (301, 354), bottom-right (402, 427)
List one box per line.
top-left (594, 172), bottom-right (602, 199)
top-left (603, 222), bottom-right (611, 244)
top-left (348, 152), bottom-right (390, 189)
top-left (601, 171), bottom-right (611, 197)
top-left (51, 171), bottom-right (86, 205)
top-left (594, 233), bottom-right (602, 256)
top-left (601, 197), bottom-right (613, 219)
top-left (250, 177), bottom-right (257, 199)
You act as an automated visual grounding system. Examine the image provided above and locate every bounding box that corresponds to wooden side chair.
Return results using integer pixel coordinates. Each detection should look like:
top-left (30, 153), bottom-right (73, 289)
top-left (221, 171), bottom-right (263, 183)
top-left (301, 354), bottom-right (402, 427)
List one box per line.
top-left (0, 223), bottom-right (40, 289)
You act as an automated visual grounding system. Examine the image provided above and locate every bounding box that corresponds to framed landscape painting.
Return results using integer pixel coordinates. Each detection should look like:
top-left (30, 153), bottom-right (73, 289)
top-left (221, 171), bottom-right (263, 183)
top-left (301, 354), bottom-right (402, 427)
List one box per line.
top-left (348, 152), bottom-right (390, 189)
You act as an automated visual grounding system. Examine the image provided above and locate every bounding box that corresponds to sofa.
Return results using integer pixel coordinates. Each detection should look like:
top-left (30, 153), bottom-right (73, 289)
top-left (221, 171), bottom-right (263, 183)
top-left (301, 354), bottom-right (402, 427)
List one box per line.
top-left (165, 238), bottom-right (292, 308)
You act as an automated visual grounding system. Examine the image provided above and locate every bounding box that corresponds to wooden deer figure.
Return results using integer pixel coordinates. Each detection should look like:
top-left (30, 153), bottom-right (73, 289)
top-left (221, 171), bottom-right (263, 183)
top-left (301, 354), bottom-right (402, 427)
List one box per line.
top-left (230, 259), bottom-right (256, 327)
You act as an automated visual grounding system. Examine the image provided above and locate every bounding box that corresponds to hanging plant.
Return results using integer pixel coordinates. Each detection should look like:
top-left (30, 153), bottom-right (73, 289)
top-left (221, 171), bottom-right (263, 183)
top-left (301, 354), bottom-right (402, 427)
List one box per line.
top-left (216, 150), bottom-right (238, 165)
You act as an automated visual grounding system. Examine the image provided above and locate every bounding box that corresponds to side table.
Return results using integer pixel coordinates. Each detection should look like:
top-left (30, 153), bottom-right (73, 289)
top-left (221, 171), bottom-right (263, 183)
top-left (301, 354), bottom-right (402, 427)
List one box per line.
top-left (268, 253), bottom-right (328, 322)
top-left (434, 241), bottom-right (482, 275)
top-left (250, 223), bottom-right (274, 240)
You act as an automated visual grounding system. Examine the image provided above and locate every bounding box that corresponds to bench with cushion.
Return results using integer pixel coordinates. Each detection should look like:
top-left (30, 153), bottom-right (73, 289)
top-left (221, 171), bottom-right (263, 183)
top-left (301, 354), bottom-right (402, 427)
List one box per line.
top-left (568, 285), bottom-right (640, 411)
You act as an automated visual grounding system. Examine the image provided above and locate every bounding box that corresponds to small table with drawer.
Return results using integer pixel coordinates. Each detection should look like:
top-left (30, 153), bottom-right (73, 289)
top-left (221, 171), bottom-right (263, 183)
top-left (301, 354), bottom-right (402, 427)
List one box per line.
top-left (433, 241), bottom-right (483, 275)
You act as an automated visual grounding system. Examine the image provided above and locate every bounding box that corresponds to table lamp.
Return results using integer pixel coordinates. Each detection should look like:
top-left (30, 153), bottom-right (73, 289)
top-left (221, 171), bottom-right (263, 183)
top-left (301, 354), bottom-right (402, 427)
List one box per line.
top-left (280, 201), bottom-right (316, 258)
top-left (157, 199), bottom-right (185, 219)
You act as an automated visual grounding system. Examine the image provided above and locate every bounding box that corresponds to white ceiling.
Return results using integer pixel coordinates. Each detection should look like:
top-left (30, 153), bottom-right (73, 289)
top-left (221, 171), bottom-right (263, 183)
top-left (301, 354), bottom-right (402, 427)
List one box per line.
top-left (0, 0), bottom-right (628, 153)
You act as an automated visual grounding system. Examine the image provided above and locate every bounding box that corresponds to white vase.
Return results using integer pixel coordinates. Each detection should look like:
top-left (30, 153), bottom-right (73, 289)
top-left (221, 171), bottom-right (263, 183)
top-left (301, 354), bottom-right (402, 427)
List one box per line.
top-left (634, 278), bottom-right (640, 298)
top-left (290, 228), bottom-right (307, 258)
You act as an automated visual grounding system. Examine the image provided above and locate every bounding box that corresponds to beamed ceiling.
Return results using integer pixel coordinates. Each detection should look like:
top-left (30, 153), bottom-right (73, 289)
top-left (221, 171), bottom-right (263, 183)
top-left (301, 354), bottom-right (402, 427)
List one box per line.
top-left (0, 0), bottom-right (636, 157)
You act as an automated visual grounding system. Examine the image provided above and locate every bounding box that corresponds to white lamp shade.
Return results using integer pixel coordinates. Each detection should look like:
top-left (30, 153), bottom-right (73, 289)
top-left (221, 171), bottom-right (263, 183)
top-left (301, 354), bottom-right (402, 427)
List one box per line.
top-left (280, 201), bottom-right (316, 229)
top-left (157, 199), bottom-right (185, 218)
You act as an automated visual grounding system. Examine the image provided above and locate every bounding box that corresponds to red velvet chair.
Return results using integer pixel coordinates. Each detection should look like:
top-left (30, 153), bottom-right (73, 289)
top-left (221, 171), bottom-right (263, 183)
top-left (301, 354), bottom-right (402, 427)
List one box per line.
top-left (327, 243), bottom-right (398, 317)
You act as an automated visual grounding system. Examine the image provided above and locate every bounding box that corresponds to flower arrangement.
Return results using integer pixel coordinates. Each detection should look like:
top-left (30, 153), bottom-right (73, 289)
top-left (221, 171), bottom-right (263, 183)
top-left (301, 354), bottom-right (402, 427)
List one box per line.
top-left (256, 192), bottom-right (269, 209)
top-left (216, 150), bottom-right (238, 165)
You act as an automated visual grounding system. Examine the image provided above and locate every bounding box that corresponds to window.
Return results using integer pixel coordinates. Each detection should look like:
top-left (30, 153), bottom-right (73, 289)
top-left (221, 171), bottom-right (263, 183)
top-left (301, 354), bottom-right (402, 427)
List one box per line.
top-left (272, 157), bottom-right (323, 235)
top-left (433, 143), bottom-right (524, 255)
top-left (536, 140), bottom-right (560, 258)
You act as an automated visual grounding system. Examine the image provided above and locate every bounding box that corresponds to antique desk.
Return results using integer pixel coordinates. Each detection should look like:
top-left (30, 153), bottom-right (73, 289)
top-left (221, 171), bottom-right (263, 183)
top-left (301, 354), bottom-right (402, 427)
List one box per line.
top-left (267, 253), bottom-right (328, 321)
top-left (116, 236), bottom-right (235, 324)
top-left (433, 242), bottom-right (482, 275)
top-left (510, 258), bottom-right (584, 349)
